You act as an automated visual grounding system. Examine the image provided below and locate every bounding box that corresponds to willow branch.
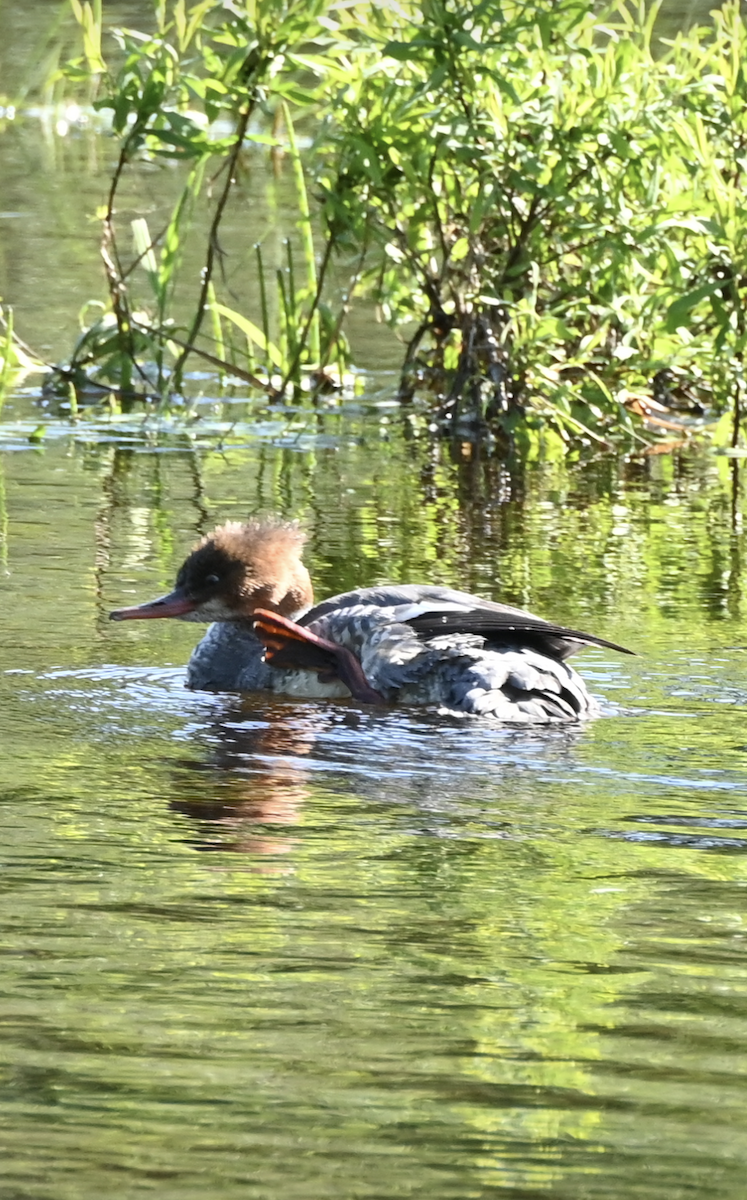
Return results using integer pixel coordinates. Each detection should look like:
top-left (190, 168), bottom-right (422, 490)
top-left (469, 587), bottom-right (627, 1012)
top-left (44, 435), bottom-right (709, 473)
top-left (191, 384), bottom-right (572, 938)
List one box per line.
top-left (101, 142), bottom-right (135, 363)
top-left (277, 233), bottom-right (337, 398)
top-left (172, 94), bottom-right (258, 391)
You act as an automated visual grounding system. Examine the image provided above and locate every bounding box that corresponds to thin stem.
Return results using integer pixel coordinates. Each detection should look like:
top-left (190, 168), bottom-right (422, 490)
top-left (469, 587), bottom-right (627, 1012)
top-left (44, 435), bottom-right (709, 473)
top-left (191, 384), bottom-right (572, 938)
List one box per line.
top-left (277, 232), bottom-right (337, 398)
top-left (172, 93), bottom-right (259, 391)
top-left (256, 242), bottom-right (271, 371)
top-left (320, 238), bottom-right (368, 374)
top-left (132, 318), bottom-right (273, 394)
top-left (101, 141), bottom-right (136, 388)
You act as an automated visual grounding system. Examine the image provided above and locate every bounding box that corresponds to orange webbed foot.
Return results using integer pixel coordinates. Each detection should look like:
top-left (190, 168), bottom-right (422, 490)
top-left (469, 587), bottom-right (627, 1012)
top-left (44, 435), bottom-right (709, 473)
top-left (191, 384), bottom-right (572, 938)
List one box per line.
top-left (252, 609), bottom-right (385, 705)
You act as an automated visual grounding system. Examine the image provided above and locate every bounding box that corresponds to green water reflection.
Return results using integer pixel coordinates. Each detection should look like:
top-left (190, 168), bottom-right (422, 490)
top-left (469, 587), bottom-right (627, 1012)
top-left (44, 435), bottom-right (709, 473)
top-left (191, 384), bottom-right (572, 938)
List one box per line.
top-left (2, 407), bottom-right (747, 1198)
top-left (2, 3), bottom-right (747, 1196)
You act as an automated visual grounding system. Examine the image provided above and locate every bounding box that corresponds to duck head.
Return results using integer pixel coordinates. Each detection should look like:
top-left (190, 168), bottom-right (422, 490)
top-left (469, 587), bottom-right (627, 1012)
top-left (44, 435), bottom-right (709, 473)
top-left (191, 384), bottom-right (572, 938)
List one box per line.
top-left (110, 519), bottom-right (313, 624)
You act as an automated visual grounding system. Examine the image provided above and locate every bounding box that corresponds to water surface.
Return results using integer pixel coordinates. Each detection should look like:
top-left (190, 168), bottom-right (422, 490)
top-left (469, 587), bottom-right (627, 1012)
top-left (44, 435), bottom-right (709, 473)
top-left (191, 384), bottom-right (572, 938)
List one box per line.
top-left (2, 413), bottom-right (747, 1199)
top-left (2, 3), bottom-right (747, 1197)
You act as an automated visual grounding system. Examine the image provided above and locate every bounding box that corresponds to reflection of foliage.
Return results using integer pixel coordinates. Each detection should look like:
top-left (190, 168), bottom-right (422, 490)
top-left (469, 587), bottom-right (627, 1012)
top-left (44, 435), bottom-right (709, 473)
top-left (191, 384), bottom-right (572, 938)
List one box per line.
top-left (5, 410), bottom-right (747, 1193)
top-left (0, 303), bottom-right (42, 415)
top-left (62, 408), bottom-right (743, 656)
top-left (54, 0), bottom-right (747, 454)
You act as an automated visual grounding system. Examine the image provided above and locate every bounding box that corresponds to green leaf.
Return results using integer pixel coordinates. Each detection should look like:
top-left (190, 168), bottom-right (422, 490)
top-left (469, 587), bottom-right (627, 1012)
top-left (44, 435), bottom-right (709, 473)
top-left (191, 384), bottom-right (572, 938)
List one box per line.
top-left (382, 39), bottom-right (421, 61)
top-left (666, 282), bottom-right (723, 332)
top-left (210, 304), bottom-right (284, 368)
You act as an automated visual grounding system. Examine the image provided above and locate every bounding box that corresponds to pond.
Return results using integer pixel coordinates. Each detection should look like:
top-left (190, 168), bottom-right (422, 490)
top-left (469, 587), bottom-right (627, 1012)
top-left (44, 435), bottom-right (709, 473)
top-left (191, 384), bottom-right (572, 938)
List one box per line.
top-left (2, 4), bottom-right (747, 1200)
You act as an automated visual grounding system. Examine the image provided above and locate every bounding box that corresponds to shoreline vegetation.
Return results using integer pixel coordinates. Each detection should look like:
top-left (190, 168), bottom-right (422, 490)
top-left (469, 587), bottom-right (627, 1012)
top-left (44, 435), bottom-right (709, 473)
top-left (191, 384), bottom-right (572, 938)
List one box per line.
top-left (3, 0), bottom-right (747, 457)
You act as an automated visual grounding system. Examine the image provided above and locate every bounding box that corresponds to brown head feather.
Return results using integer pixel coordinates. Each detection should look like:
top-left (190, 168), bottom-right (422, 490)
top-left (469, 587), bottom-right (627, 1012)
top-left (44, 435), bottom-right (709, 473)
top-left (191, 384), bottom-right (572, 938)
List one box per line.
top-left (175, 518), bottom-right (313, 619)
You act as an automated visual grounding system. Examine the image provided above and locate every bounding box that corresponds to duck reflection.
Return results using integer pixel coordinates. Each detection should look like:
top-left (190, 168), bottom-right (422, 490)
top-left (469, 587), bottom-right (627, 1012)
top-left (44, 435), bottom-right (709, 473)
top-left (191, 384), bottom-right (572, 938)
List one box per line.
top-left (167, 697), bottom-right (357, 861)
top-left (164, 689), bottom-right (593, 861)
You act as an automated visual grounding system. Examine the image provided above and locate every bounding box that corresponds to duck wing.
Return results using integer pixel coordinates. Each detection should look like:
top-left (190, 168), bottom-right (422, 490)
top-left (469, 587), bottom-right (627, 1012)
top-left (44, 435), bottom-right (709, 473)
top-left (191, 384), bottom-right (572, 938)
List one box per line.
top-left (303, 585), bottom-right (632, 661)
top-left (406, 609), bottom-right (633, 660)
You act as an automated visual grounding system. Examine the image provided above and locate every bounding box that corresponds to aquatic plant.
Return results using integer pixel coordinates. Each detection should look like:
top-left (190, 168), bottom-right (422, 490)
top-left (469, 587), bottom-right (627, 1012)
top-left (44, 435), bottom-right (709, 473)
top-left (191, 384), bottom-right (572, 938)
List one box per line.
top-left (47, 0), bottom-right (747, 454)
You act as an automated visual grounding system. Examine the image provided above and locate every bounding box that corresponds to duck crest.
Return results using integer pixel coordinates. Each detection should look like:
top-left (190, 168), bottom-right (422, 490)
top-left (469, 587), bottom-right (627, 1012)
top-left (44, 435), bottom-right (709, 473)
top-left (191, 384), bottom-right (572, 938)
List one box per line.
top-left (202, 517), bottom-right (306, 561)
top-left (180, 518), bottom-right (313, 618)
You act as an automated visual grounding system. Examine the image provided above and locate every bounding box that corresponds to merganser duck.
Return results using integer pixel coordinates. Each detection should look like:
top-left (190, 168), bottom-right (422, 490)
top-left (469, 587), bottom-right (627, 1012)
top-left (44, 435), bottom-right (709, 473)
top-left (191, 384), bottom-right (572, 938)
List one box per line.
top-left (110, 518), bottom-right (633, 722)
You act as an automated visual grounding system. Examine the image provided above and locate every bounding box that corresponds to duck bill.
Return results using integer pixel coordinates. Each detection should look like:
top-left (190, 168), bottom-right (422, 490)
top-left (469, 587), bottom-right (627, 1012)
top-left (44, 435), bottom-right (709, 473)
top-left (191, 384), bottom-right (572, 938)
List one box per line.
top-left (110, 587), bottom-right (197, 621)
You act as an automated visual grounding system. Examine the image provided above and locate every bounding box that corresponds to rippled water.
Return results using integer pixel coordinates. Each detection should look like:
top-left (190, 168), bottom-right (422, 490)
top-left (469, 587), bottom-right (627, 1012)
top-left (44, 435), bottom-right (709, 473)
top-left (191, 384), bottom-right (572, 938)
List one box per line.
top-left (2, 410), bottom-right (747, 1199)
top-left (2, 2), bottom-right (747, 1196)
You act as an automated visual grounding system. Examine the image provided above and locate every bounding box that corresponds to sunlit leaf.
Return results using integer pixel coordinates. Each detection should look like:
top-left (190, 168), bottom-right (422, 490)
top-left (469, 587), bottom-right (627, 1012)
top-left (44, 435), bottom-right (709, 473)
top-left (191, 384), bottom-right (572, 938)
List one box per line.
top-left (666, 282), bottom-right (722, 332)
top-left (210, 304), bottom-right (284, 368)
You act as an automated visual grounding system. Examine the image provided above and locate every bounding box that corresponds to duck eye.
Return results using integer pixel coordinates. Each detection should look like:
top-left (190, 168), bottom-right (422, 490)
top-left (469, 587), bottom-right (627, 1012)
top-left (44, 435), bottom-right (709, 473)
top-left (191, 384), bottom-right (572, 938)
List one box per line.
top-left (205, 574), bottom-right (220, 587)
